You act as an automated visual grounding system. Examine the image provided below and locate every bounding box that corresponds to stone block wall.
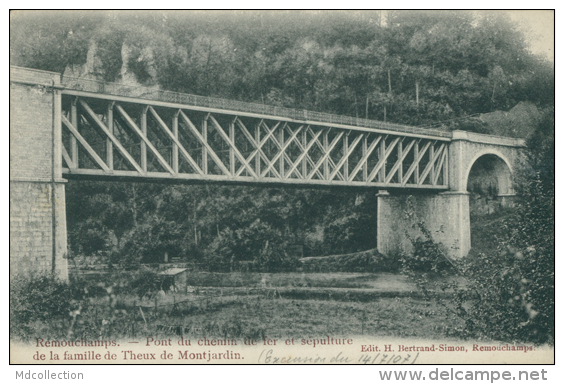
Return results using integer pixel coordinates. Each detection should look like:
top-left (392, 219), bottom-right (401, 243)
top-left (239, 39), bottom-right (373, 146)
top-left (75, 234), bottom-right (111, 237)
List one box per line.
top-left (377, 192), bottom-right (470, 259)
top-left (10, 182), bottom-right (53, 276)
top-left (9, 182), bottom-right (68, 279)
top-left (10, 67), bottom-right (68, 280)
top-left (10, 82), bottom-right (55, 179)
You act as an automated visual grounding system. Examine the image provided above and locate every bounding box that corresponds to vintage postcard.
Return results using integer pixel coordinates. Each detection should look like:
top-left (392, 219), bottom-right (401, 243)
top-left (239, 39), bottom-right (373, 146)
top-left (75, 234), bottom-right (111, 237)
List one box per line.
top-left (9, 10), bottom-right (554, 366)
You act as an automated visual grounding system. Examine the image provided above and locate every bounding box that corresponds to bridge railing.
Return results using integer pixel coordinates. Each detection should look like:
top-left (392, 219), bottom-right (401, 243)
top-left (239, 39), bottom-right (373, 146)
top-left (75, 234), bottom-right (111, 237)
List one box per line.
top-left (60, 76), bottom-right (452, 139)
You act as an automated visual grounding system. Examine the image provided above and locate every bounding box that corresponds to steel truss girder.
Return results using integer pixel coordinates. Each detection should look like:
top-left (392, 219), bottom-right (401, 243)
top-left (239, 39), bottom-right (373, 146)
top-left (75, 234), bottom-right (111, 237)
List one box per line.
top-left (60, 95), bottom-right (449, 189)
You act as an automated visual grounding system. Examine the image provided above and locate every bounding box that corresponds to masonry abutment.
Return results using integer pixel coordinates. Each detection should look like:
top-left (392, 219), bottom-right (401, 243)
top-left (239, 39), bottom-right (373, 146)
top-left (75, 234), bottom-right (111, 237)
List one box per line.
top-left (10, 68), bottom-right (69, 280)
top-left (376, 190), bottom-right (470, 259)
top-left (376, 130), bottom-right (523, 259)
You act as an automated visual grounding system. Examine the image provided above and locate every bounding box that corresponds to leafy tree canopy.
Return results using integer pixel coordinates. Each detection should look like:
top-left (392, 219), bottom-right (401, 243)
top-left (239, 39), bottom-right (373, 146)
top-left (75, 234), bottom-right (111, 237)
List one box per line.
top-left (11, 10), bottom-right (553, 128)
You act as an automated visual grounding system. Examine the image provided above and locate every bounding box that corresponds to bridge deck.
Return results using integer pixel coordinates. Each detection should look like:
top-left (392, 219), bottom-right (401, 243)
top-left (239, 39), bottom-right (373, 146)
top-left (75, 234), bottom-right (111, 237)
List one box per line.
top-left (56, 77), bottom-right (451, 190)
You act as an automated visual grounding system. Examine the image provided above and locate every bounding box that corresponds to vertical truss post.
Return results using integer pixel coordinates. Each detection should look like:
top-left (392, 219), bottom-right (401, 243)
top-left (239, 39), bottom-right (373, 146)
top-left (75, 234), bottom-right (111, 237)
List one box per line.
top-left (301, 129), bottom-right (307, 179)
top-left (229, 118), bottom-right (235, 176)
top-left (255, 122), bottom-right (261, 176)
top-left (443, 146), bottom-right (448, 186)
top-left (202, 116), bottom-right (208, 175)
top-left (397, 140), bottom-right (403, 184)
top-left (278, 125), bottom-right (285, 178)
top-left (362, 135), bottom-right (368, 182)
top-left (70, 97), bottom-right (78, 167)
top-left (343, 133), bottom-right (349, 181)
top-left (106, 102), bottom-right (114, 171)
top-left (141, 106), bottom-right (148, 173)
top-left (172, 111), bottom-right (179, 174)
top-left (323, 130), bottom-right (329, 180)
top-left (414, 141), bottom-right (419, 184)
top-left (430, 143), bottom-right (435, 185)
top-left (378, 139), bottom-right (386, 182)
top-left (53, 89), bottom-right (62, 177)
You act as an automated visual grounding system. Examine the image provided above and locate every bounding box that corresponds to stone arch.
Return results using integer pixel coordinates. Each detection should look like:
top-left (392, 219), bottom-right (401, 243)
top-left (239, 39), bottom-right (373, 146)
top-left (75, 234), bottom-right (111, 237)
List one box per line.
top-left (466, 151), bottom-right (515, 218)
top-left (464, 150), bottom-right (514, 195)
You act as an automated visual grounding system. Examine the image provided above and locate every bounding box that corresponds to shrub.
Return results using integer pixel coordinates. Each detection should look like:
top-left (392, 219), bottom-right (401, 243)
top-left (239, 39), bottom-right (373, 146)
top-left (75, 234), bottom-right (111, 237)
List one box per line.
top-left (128, 267), bottom-right (162, 299)
top-left (10, 274), bottom-right (75, 322)
top-left (400, 209), bottom-right (553, 345)
top-left (402, 236), bottom-right (452, 273)
top-left (10, 274), bottom-right (77, 339)
top-left (399, 215), bottom-right (453, 275)
top-left (204, 220), bottom-right (293, 272)
top-left (451, 244), bottom-right (553, 344)
top-left (252, 247), bottom-right (300, 273)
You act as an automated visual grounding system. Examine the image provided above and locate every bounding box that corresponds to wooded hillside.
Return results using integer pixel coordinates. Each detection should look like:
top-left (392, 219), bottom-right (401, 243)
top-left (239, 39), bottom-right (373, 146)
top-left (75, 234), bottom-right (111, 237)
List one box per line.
top-left (11, 11), bottom-right (553, 130)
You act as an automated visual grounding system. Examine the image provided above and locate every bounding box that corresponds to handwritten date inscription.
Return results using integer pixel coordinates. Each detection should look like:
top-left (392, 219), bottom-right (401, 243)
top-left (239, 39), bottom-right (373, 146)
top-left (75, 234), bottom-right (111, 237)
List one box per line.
top-left (358, 352), bottom-right (420, 364)
top-left (258, 349), bottom-right (419, 364)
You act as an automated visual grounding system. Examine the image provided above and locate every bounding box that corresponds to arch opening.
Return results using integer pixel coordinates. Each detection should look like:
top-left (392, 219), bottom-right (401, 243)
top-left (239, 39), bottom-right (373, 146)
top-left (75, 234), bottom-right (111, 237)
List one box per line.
top-left (467, 153), bottom-right (514, 216)
top-left (467, 154), bottom-right (513, 192)
top-left (467, 153), bottom-right (513, 194)
top-left (467, 153), bottom-right (515, 254)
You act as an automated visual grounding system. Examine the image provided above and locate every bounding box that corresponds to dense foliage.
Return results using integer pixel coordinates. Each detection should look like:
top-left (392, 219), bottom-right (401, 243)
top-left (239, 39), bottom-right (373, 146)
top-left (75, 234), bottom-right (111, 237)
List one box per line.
top-left (65, 182), bottom-right (379, 270)
top-left (400, 109), bottom-right (554, 345)
top-left (473, 110), bottom-right (553, 344)
top-left (11, 11), bottom-right (553, 128)
top-left (10, 274), bottom-right (77, 339)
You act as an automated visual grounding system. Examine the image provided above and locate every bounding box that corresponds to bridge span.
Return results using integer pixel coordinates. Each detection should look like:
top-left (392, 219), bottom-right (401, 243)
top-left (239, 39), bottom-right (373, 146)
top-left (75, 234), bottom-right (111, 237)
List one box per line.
top-left (10, 66), bottom-right (525, 280)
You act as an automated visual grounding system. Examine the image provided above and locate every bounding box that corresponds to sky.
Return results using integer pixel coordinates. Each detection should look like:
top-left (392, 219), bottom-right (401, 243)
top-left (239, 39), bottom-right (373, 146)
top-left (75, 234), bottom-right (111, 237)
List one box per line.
top-left (506, 10), bottom-right (554, 62)
top-left (375, 10), bottom-right (554, 63)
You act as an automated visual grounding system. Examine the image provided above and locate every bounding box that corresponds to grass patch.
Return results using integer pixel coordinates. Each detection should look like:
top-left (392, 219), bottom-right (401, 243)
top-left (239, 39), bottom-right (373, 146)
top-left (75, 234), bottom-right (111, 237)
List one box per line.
top-left (300, 248), bottom-right (400, 273)
top-left (11, 270), bottom-right (468, 342)
top-left (149, 297), bottom-right (465, 340)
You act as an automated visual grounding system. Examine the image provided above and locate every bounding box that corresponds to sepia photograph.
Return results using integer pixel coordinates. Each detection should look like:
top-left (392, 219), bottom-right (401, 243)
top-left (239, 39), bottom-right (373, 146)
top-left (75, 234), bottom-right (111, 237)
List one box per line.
top-left (9, 9), bottom-right (554, 366)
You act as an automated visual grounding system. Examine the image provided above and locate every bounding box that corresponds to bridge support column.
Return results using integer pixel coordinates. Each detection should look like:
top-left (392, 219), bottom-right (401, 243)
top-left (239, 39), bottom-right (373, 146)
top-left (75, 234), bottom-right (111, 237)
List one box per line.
top-left (377, 191), bottom-right (470, 259)
top-left (10, 67), bottom-right (68, 280)
top-left (10, 180), bottom-right (69, 280)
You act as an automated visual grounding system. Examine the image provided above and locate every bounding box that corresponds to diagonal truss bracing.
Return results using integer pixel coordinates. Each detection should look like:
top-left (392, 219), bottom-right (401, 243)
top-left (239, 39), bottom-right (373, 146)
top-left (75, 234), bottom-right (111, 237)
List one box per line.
top-left (60, 94), bottom-right (449, 189)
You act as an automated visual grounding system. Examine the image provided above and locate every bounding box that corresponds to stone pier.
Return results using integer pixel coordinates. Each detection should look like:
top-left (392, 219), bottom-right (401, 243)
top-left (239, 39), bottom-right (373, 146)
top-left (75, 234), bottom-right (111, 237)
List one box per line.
top-left (10, 68), bottom-right (68, 280)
